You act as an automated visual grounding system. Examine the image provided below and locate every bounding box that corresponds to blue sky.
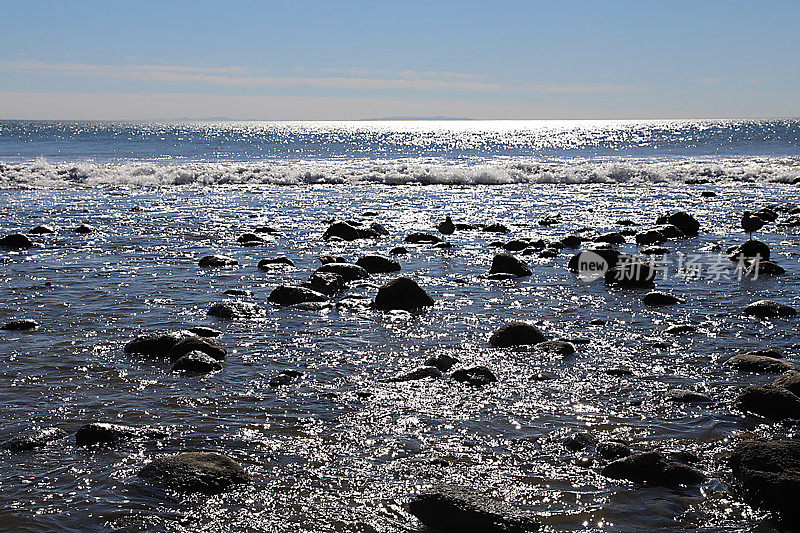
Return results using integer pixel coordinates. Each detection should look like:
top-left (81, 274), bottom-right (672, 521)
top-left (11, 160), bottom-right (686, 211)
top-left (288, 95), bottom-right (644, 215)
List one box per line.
top-left (0, 0), bottom-right (798, 119)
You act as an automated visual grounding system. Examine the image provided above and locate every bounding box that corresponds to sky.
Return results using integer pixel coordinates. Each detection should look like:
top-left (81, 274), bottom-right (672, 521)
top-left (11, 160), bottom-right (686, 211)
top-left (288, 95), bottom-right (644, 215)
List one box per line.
top-left (0, 0), bottom-right (798, 120)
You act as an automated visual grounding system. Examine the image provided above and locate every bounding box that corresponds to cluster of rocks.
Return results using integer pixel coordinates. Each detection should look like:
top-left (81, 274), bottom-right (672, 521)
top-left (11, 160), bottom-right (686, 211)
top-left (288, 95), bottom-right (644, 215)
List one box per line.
top-left (124, 328), bottom-right (227, 374)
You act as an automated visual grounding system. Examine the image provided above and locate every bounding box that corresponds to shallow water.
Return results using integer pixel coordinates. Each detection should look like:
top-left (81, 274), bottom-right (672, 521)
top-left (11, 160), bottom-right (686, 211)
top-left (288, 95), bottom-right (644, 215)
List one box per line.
top-left (1, 182), bottom-right (799, 532)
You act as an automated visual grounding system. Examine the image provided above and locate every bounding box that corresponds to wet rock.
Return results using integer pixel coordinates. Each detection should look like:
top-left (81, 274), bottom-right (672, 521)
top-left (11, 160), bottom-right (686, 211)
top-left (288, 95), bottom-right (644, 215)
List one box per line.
top-left (356, 255), bottom-right (401, 274)
top-left (315, 262), bottom-right (370, 282)
top-left (754, 207), bottom-right (779, 222)
top-left (207, 300), bottom-right (264, 319)
top-left (223, 289), bottom-right (252, 297)
top-left (382, 366), bottom-right (442, 383)
top-left (1, 427), bottom-right (67, 452)
top-left (306, 272), bottom-right (345, 297)
top-left (604, 367), bottom-right (634, 376)
top-left (405, 232), bottom-right (442, 244)
top-left (664, 324), bottom-right (698, 335)
top-left (639, 246), bottom-right (670, 255)
top-left (503, 239), bottom-right (530, 252)
top-left (745, 300), bottom-right (796, 319)
top-left (29, 225), bottom-right (55, 234)
top-left (728, 240), bottom-right (770, 262)
top-left (188, 326), bottom-right (221, 338)
top-left (590, 319), bottom-right (607, 326)
top-left (726, 354), bottom-right (794, 373)
top-left (749, 261), bottom-right (786, 276)
top-left (438, 216), bottom-right (455, 235)
top-left (0, 233), bottom-right (33, 249)
top-left (597, 441), bottom-right (632, 460)
top-left (563, 432), bottom-right (597, 452)
top-left (172, 351), bottom-right (223, 373)
top-left (75, 422), bottom-right (159, 447)
top-left (666, 389), bottom-right (713, 403)
top-left (452, 366), bottom-right (497, 386)
top-left (374, 277), bottom-right (434, 312)
top-left (237, 233), bottom-right (265, 246)
top-left (604, 259), bottom-right (656, 288)
top-left (424, 353), bottom-right (460, 372)
top-left (408, 485), bottom-right (539, 533)
top-left (198, 255), bottom-right (238, 268)
top-left (538, 248), bottom-right (559, 259)
top-left (594, 232), bottom-right (626, 245)
top-left (74, 224), bottom-right (95, 234)
top-left (323, 221), bottom-right (360, 241)
top-left (139, 452), bottom-right (249, 494)
top-left (268, 370), bottom-right (303, 387)
top-left (254, 225), bottom-right (280, 235)
top-left (389, 246), bottom-right (408, 255)
top-left (169, 336), bottom-right (226, 362)
top-left (434, 242), bottom-right (453, 249)
top-left (489, 321), bottom-right (546, 348)
top-left (656, 211), bottom-right (700, 236)
top-left (635, 230), bottom-right (666, 246)
top-left (488, 254), bottom-right (532, 277)
top-left (773, 370), bottom-right (800, 396)
top-left (268, 285), bottom-right (328, 306)
top-left (257, 257), bottom-right (294, 269)
top-left (567, 246), bottom-right (624, 273)
top-left (602, 451), bottom-right (705, 487)
top-left (534, 340), bottom-right (575, 356)
top-left (1, 318), bottom-right (39, 331)
top-left (643, 291), bottom-right (682, 306)
top-left (368, 222), bottom-right (389, 236)
top-left (701, 191), bottom-right (717, 197)
top-left (736, 385), bottom-right (800, 420)
top-left (729, 439), bottom-right (800, 522)
top-left (124, 330), bottom-right (196, 357)
top-left (654, 224), bottom-right (683, 238)
top-left (560, 235), bottom-right (583, 248)
top-left (538, 214), bottom-right (561, 226)
top-left (482, 223), bottom-right (510, 234)
top-left (319, 255), bottom-right (346, 264)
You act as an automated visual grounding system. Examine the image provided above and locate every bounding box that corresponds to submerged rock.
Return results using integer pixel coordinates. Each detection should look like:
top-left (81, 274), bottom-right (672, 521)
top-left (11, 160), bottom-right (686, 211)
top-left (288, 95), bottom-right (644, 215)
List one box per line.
top-left (602, 451), bottom-right (705, 487)
top-left (773, 370), bottom-right (800, 396)
top-left (374, 277), bottom-right (434, 312)
top-left (389, 246), bottom-right (408, 255)
top-left (726, 353), bottom-right (793, 373)
top-left (306, 272), bottom-right (345, 297)
top-left (745, 300), bottom-right (796, 319)
top-left (597, 441), bottom-right (632, 460)
top-left (1, 318), bottom-right (39, 331)
top-left (749, 261), bottom-right (786, 276)
top-left (405, 232), bottom-right (442, 244)
top-left (1, 427), bottom-right (67, 452)
top-left (482, 223), bottom-right (510, 234)
top-left (563, 432), bottom-right (597, 452)
top-left (604, 258), bottom-right (656, 288)
top-left (139, 452), bottom-right (249, 494)
top-left (489, 321), bottom-right (546, 348)
top-left (207, 300), bottom-right (264, 319)
top-left (323, 221), bottom-right (363, 241)
top-left (488, 254), bottom-right (532, 278)
top-left (268, 285), bottom-right (328, 306)
top-left (382, 366), bottom-right (442, 383)
top-left (736, 385), bottom-right (800, 420)
top-left (314, 262), bottom-right (370, 282)
top-left (635, 230), bottom-right (666, 246)
top-left (534, 340), bottom-right (575, 356)
top-left (666, 389), bottom-right (713, 403)
top-left (643, 291), bottom-right (682, 306)
top-left (452, 366), bottom-right (497, 386)
top-left (594, 232), bottom-right (626, 245)
top-left (198, 255), bottom-right (238, 268)
top-left (664, 324), bottom-right (698, 335)
top-left (355, 255), bottom-right (401, 274)
top-left (424, 353), bottom-right (460, 372)
top-left (29, 225), bottom-right (55, 234)
top-left (168, 336), bottom-right (226, 362)
top-left (268, 370), bottom-right (303, 387)
top-left (172, 351), bottom-right (222, 373)
top-left (124, 330), bottom-right (196, 358)
top-left (0, 233), bottom-right (33, 249)
top-left (188, 326), bottom-right (221, 338)
top-left (74, 224), bottom-right (95, 234)
top-left (729, 439), bottom-right (800, 523)
top-left (656, 212), bottom-right (700, 236)
top-left (75, 422), bottom-right (161, 447)
top-left (257, 257), bottom-right (294, 269)
top-left (408, 485), bottom-right (539, 533)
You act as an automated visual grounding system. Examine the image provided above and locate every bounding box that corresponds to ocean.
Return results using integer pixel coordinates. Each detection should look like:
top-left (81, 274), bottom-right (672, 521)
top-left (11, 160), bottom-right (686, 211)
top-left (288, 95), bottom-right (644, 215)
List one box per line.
top-left (0, 119), bottom-right (799, 532)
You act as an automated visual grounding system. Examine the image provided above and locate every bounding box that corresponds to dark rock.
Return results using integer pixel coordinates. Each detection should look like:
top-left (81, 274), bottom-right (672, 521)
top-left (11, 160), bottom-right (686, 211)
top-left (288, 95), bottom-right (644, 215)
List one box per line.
top-left (356, 255), bottom-right (401, 274)
top-left (223, 289), bottom-right (252, 297)
top-left (318, 255), bottom-right (346, 264)
top-left (368, 222), bottom-right (389, 236)
top-left (538, 214), bottom-right (561, 226)
top-left (0, 233), bottom-right (33, 249)
top-left (434, 242), bottom-right (453, 249)
top-left (639, 246), bottom-right (670, 255)
top-left (207, 300), bottom-right (264, 319)
top-left (139, 452), bottom-right (249, 494)
top-left (237, 233), bottom-right (265, 245)
top-left (728, 240), bottom-right (770, 262)
top-left (268, 285), bottom-right (328, 307)
top-left (307, 272), bottom-right (345, 296)
top-left (452, 366), bottom-right (497, 386)
top-left (489, 321), bottom-right (546, 348)
top-left (169, 336), bottom-right (226, 362)
top-left (488, 254), bottom-right (531, 277)
top-left (374, 277), bottom-right (434, 312)
top-left (749, 261), bottom-right (786, 276)
top-left (424, 353), bottom-right (460, 372)
top-left (382, 366), bottom-right (442, 383)
top-left (257, 257), bottom-right (294, 269)
top-left (745, 300), bottom-right (796, 319)
top-left (538, 248), bottom-right (559, 259)
top-left (75, 422), bottom-right (158, 447)
top-left (254, 226), bottom-right (280, 235)
top-left (188, 326), bottom-right (221, 337)
top-left (590, 319), bottom-right (607, 326)
top-left (560, 235), bottom-right (583, 248)
top-left (503, 239), bottom-right (530, 252)
top-left (701, 191), bottom-right (717, 197)
top-left (389, 246), bottom-right (408, 255)
top-left (198, 255), bottom-right (238, 268)
top-left (172, 351), bottom-right (223, 373)
top-left (654, 224), bottom-right (683, 238)
top-left (601, 451), bottom-right (705, 487)
top-left (597, 441), bottom-right (631, 460)
top-left (635, 230), bottom-right (666, 246)
top-left (604, 258), bottom-right (656, 288)
top-left (736, 385), bottom-right (800, 420)
top-left (124, 330), bottom-right (196, 357)
top-left (408, 485), bottom-right (539, 533)
top-left (1, 427), bottom-right (67, 452)
top-left (74, 224), bottom-right (95, 234)
top-left (563, 432), bottom-right (597, 452)
top-left (323, 221), bottom-right (360, 241)
top-left (604, 367), bottom-right (634, 376)
top-left (729, 439), bottom-right (800, 522)
top-left (482, 223), bottom-right (510, 234)
top-left (29, 225), bottom-right (55, 234)
top-left (656, 212), bottom-right (700, 236)
top-left (268, 370), bottom-right (303, 387)
top-left (315, 262), bottom-right (370, 282)
top-left (754, 207), bottom-right (779, 222)
top-left (1, 319), bottom-right (39, 331)
top-left (568, 246), bottom-right (623, 273)
top-left (405, 232), bottom-right (442, 244)
top-left (594, 232), bottom-right (626, 245)
top-left (534, 340), bottom-right (575, 356)
top-left (773, 370), bottom-right (800, 397)
top-left (666, 389), bottom-right (713, 403)
top-left (643, 291), bottom-right (682, 306)
top-left (726, 354), bottom-right (793, 373)
top-left (664, 324), bottom-right (698, 335)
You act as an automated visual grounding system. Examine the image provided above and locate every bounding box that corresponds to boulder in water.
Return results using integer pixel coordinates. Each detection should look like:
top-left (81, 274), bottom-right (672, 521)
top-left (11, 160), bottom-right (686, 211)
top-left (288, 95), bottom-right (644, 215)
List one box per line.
top-left (74, 224), bottom-right (95, 234)
top-left (29, 225), bottom-right (55, 234)
top-left (452, 366), bottom-right (497, 386)
top-left (172, 351), bottom-right (223, 373)
top-left (0, 233), bottom-right (33, 249)
top-left (726, 353), bottom-right (793, 373)
top-left (75, 422), bottom-right (162, 447)
top-left (602, 451), bottom-right (705, 487)
top-left (198, 255), bottom-right (238, 268)
top-left (124, 330), bottom-right (196, 358)
top-left (656, 212), bottom-right (700, 236)
top-left (382, 366), bottom-right (442, 383)
top-left (488, 254), bottom-right (531, 277)
top-left (745, 300), bottom-right (796, 319)
top-left (139, 452), bottom-right (249, 494)
top-left (424, 353), bottom-right (460, 372)
top-left (257, 257), bottom-right (294, 269)
top-left (1, 318), bottom-right (39, 331)
top-left (355, 255), bottom-right (401, 274)
top-left (405, 232), bottom-right (442, 244)
top-left (736, 385), bottom-right (800, 420)
top-left (728, 240), bottom-right (770, 262)
top-left (268, 285), bottom-right (328, 306)
top-left (207, 300), bottom-right (264, 319)
top-left (314, 262), bottom-right (370, 282)
top-left (268, 370), bottom-right (303, 387)
top-left (666, 389), bottom-right (713, 403)
top-left (643, 291), bottom-right (682, 306)
top-left (489, 321), bottom-right (545, 348)
top-left (1, 427), bottom-right (67, 452)
top-left (374, 277), bottom-right (434, 312)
